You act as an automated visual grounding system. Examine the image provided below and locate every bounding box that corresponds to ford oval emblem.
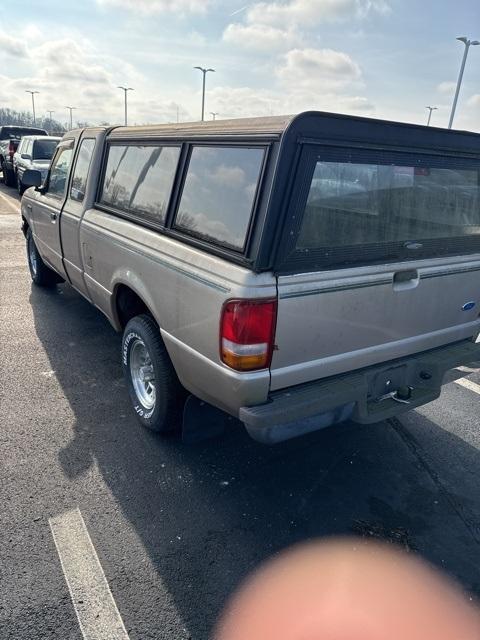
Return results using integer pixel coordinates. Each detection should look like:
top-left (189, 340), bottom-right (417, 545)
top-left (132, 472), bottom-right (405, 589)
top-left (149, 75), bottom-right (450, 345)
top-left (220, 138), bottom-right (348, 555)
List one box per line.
top-left (462, 301), bottom-right (476, 311)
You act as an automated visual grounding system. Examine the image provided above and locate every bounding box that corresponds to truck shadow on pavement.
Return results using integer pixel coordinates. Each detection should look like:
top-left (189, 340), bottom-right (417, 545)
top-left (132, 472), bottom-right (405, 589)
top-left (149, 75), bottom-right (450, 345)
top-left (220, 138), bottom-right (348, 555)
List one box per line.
top-left (30, 282), bottom-right (480, 640)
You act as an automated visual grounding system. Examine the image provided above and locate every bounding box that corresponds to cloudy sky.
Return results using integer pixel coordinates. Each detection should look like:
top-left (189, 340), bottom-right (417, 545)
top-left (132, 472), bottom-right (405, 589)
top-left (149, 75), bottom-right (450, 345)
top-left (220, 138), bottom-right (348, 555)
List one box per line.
top-left (0, 0), bottom-right (478, 130)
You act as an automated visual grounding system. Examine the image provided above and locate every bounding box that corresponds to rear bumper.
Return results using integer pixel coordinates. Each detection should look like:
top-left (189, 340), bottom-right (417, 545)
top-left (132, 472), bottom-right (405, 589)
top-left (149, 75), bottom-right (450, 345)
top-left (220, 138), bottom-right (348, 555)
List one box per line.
top-left (240, 339), bottom-right (480, 443)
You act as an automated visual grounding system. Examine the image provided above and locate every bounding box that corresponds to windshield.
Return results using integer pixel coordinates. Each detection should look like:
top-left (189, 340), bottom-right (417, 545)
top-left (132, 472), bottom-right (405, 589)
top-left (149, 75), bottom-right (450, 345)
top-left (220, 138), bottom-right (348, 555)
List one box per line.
top-left (33, 139), bottom-right (59, 160)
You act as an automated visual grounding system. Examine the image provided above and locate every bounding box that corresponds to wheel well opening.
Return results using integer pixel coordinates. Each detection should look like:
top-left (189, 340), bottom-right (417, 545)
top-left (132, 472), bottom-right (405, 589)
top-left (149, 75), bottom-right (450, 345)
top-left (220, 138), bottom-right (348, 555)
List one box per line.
top-left (115, 285), bottom-right (151, 329)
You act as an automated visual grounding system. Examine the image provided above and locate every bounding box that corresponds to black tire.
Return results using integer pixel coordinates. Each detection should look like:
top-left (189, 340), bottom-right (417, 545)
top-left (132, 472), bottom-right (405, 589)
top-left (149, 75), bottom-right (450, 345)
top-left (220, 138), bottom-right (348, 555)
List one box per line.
top-left (1, 160), bottom-right (16, 187)
top-left (122, 314), bottom-right (185, 433)
top-left (26, 227), bottom-right (61, 286)
top-left (17, 175), bottom-right (26, 196)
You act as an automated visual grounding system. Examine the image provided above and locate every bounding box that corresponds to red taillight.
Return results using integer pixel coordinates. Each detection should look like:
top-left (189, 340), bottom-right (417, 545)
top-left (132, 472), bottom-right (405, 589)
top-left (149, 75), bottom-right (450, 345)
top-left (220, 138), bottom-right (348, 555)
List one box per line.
top-left (220, 298), bottom-right (277, 371)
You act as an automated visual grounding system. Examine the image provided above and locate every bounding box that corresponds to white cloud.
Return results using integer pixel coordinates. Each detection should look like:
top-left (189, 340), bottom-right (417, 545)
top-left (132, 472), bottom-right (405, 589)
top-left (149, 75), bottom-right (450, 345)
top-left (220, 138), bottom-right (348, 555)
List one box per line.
top-left (206, 86), bottom-right (279, 118)
top-left (437, 81), bottom-right (456, 96)
top-left (34, 39), bottom-right (112, 85)
top-left (280, 89), bottom-right (374, 115)
top-left (205, 83), bottom-right (374, 120)
top-left (246, 0), bottom-right (389, 27)
top-left (276, 48), bottom-right (362, 91)
top-left (0, 23), bottom-right (374, 129)
top-left (223, 22), bottom-right (298, 52)
top-left (0, 33), bottom-right (28, 57)
top-left (21, 24), bottom-right (43, 40)
top-left (467, 94), bottom-right (480, 108)
top-left (96, 0), bottom-right (209, 13)
top-left (0, 35), bottom-right (165, 127)
top-left (223, 0), bottom-right (389, 53)
top-left (211, 165), bottom-right (246, 187)
top-left (337, 95), bottom-right (374, 111)
top-left (188, 30), bottom-right (208, 46)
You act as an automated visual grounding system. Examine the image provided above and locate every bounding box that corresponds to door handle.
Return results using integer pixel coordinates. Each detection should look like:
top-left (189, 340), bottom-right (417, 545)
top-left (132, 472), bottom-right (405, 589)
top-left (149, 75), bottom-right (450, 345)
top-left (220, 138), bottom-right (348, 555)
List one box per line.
top-left (50, 211), bottom-right (57, 222)
top-left (393, 269), bottom-right (419, 291)
top-left (26, 204), bottom-right (32, 210)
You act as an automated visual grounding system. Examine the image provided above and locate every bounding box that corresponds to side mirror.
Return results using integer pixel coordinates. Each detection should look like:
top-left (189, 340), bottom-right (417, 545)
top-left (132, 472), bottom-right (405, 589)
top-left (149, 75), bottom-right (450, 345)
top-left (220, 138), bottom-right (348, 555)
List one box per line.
top-left (21, 153), bottom-right (32, 160)
top-left (22, 169), bottom-right (42, 189)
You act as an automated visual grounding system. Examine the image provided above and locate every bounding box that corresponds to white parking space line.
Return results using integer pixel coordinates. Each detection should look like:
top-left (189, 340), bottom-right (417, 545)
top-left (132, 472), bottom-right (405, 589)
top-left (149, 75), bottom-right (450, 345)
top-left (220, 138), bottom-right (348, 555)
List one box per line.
top-left (0, 189), bottom-right (20, 214)
top-left (49, 508), bottom-right (130, 640)
top-left (455, 377), bottom-right (480, 395)
top-left (456, 365), bottom-right (479, 375)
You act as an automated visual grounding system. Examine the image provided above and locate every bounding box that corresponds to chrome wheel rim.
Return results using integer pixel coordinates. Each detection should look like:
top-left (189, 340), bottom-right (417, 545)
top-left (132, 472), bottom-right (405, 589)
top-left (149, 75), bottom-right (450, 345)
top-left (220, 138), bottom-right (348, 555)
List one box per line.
top-left (29, 237), bottom-right (38, 276)
top-left (129, 338), bottom-right (156, 410)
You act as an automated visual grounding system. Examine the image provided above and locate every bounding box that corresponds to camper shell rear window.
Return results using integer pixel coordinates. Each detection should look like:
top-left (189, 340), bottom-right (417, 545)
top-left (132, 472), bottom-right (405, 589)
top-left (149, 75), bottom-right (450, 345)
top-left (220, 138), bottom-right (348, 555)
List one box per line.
top-left (276, 145), bottom-right (480, 273)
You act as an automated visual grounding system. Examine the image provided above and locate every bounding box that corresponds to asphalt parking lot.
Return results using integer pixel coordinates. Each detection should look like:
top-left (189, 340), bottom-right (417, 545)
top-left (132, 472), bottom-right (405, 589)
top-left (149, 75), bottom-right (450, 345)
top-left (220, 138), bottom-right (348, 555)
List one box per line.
top-left (1, 180), bottom-right (480, 639)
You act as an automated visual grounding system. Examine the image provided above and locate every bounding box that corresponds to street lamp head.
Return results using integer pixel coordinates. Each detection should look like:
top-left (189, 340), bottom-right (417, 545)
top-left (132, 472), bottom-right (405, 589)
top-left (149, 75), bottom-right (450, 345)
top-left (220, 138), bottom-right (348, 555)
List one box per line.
top-left (194, 66), bottom-right (203, 71)
top-left (457, 36), bottom-right (480, 46)
top-left (207, 68), bottom-right (215, 73)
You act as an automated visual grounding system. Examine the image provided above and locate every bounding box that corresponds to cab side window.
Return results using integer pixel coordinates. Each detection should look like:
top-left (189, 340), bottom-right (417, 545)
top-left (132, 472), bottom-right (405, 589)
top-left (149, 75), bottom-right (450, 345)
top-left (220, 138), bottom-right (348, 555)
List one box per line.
top-left (70, 139), bottom-right (96, 202)
top-left (46, 141), bottom-right (74, 198)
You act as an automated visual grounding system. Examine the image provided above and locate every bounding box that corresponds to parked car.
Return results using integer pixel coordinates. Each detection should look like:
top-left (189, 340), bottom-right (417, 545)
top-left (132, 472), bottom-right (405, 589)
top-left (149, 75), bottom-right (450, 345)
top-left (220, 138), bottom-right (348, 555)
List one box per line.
top-left (20, 113), bottom-right (480, 443)
top-left (0, 126), bottom-right (48, 187)
top-left (14, 135), bottom-right (61, 195)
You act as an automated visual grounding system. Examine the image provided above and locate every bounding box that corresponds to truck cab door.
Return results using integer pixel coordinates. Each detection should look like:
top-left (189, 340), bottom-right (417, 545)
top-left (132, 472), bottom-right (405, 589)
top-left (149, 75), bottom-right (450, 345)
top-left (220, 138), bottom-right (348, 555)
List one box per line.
top-left (60, 135), bottom-right (99, 298)
top-left (30, 139), bottom-right (74, 278)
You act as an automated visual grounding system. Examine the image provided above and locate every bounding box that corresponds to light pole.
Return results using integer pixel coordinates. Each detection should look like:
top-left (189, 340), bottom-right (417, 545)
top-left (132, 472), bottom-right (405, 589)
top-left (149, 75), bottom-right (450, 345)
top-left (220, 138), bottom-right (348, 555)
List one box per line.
top-left (194, 66), bottom-right (215, 121)
top-left (172, 103), bottom-right (180, 123)
top-left (25, 90), bottom-right (39, 125)
top-left (118, 86), bottom-right (133, 126)
top-left (65, 106), bottom-right (77, 130)
top-left (448, 36), bottom-right (479, 129)
top-left (425, 106), bottom-right (437, 126)
top-left (47, 110), bottom-right (54, 121)
top-left (210, 112), bottom-right (218, 121)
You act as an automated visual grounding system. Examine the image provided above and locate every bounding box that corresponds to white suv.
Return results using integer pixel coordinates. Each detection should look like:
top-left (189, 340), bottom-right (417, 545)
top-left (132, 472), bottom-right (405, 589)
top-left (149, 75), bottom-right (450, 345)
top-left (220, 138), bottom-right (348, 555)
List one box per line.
top-left (14, 135), bottom-right (61, 195)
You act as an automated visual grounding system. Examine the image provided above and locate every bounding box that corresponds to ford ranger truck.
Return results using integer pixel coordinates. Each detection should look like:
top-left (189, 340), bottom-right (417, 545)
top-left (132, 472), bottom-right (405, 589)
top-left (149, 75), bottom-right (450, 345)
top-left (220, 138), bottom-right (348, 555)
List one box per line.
top-left (20, 112), bottom-right (480, 443)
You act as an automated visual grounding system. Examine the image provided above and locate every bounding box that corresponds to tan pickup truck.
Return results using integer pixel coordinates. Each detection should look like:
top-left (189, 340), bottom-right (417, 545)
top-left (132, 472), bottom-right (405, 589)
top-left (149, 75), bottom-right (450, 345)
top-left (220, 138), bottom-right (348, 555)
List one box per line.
top-left (20, 112), bottom-right (480, 443)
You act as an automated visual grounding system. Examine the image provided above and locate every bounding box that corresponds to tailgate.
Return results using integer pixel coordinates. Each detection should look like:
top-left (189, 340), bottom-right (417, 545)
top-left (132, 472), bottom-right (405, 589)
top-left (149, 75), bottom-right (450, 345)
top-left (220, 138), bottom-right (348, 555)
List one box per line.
top-left (271, 259), bottom-right (480, 390)
top-left (270, 140), bottom-right (480, 391)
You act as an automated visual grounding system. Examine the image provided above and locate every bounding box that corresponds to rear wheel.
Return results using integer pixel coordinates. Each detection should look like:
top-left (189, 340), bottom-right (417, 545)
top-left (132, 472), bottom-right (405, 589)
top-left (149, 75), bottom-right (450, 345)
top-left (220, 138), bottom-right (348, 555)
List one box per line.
top-left (26, 227), bottom-right (61, 287)
top-left (17, 175), bottom-right (26, 196)
top-left (1, 159), bottom-right (16, 187)
top-left (122, 314), bottom-right (185, 433)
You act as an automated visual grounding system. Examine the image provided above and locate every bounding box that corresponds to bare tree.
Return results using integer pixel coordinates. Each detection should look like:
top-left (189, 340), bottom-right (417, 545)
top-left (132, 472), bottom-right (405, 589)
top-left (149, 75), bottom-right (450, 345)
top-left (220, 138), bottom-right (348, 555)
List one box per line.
top-left (0, 107), bottom-right (66, 134)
